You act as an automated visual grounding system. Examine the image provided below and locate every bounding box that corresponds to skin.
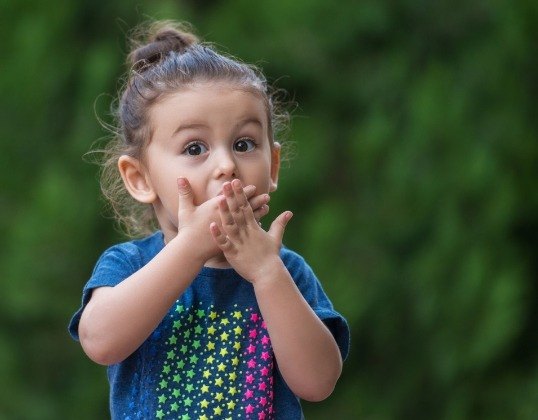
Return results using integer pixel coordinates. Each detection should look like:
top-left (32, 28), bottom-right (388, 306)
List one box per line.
top-left (78, 81), bottom-right (342, 401)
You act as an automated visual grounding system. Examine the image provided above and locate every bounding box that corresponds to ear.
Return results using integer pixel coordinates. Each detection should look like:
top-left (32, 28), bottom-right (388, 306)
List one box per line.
top-left (269, 142), bottom-right (281, 192)
top-left (118, 155), bottom-right (157, 204)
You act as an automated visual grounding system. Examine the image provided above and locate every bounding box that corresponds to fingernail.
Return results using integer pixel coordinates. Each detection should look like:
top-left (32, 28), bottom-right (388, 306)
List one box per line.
top-left (178, 177), bottom-right (187, 188)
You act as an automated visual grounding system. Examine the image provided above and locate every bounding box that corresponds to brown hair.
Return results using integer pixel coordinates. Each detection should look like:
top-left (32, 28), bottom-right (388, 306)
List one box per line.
top-left (98, 21), bottom-right (289, 237)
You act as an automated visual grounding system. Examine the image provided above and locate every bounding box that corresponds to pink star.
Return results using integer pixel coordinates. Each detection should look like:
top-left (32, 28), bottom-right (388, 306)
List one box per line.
top-left (250, 313), bottom-right (259, 322)
top-left (259, 397), bottom-right (267, 406)
top-left (247, 344), bottom-right (256, 353)
top-left (258, 382), bottom-right (267, 391)
top-left (246, 374), bottom-right (254, 384)
top-left (261, 321), bottom-right (267, 328)
top-left (268, 404), bottom-right (274, 413)
top-left (261, 351), bottom-right (270, 361)
top-left (247, 359), bottom-right (256, 368)
top-left (246, 404), bottom-right (254, 414)
top-left (260, 367), bottom-right (269, 376)
top-left (249, 329), bottom-right (258, 338)
top-left (245, 389), bottom-right (254, 399)
top-left (261, 335), bottom-right (270, 345)
top-left (258, 413), bottom-right (266, 420)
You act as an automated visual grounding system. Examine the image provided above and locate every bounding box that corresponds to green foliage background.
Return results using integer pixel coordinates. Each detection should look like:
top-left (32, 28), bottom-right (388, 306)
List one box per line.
top-left (1, 0), bottom-right (537, 418)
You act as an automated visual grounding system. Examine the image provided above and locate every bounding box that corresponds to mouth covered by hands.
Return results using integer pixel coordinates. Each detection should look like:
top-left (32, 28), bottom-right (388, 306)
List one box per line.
top-left (210, 179), bottom-right (292, 282)
top-left (176, 177), bottom-right (271, 262)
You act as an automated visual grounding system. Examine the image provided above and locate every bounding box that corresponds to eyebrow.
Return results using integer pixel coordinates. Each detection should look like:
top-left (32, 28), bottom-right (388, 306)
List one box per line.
top-left (173, 123), bottom-right (208, 136)
top-left (173, 117), bottom-right (263, 136)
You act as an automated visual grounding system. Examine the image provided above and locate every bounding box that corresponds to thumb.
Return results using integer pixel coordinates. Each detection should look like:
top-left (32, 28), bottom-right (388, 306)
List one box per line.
top-left (177, 177), bottom-right (194, 210)
top-left (268, 211), bottom-right (293, 244)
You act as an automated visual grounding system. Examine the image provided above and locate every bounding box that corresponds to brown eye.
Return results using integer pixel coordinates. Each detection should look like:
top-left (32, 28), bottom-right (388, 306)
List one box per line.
top-left (184, 143), bottom-right (207, 156)
top-left (234, 138), bottom-right (256, 152)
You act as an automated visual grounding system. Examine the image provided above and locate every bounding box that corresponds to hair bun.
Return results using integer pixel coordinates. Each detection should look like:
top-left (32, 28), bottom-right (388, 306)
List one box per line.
top-left (128, 22), bottom-right (199, 71)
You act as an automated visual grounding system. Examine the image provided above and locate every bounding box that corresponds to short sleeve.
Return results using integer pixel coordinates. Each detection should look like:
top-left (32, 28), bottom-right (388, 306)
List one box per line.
top-left (280, 248), bottom-right (351, 361)
top-left (67, 245), bottom-right (141, 341)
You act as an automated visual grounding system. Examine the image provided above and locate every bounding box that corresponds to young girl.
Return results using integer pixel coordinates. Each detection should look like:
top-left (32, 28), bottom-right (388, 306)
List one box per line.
top-left (69, 21), bottom-right (349, 419)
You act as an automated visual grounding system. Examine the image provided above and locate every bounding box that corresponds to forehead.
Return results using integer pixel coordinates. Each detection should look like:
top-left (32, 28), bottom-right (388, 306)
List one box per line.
top-left (150, 82), bottom-right (269, 128)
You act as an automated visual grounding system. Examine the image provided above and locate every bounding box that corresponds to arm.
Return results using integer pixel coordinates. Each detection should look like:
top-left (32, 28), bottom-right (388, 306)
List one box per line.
top-left (210, 180), bottom-right (343, 401)
top-left (78, 178), bottom-right (269, 366)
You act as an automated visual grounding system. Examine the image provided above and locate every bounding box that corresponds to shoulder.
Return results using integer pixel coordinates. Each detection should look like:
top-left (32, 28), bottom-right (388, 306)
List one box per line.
top-left (279, 246), bottom-right (316, 281)
top-left (94, 231), bottom-right (164, 273)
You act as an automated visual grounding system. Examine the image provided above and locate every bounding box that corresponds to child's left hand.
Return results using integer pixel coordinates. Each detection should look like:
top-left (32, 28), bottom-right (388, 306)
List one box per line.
top-left (210, 179), bottom-right (292, 283)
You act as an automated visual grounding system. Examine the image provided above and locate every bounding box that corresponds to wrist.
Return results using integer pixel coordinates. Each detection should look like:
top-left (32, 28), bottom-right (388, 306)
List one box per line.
top-left (251, 256), bottom-right (288, 289)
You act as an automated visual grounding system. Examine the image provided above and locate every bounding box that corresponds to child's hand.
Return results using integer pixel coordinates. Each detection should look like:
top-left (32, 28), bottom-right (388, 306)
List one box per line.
top-left (176, 178), bottom-right (270, 261)
top-left (209, 179), bottom-right (293, 283)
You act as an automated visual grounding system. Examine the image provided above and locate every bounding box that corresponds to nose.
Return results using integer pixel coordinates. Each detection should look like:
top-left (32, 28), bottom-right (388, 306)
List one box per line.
top-left (212, 148), bottom-right (237, 179)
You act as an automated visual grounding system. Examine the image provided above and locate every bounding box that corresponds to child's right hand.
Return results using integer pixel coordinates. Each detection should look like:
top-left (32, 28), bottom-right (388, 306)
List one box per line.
top-left (175, 177), bottom-right (270, 261)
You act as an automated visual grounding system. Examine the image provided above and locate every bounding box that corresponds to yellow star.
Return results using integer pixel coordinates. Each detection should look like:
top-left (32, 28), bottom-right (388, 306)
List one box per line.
top-left (220, 332), bottom-right (229, 341)
top-left (228, 386), bottom-right (237, 396)
top-left (228, 372), bottom-right (237, 381)
top-left (220, 318), bottom-right (229, 325)
top-left (209, 311), bottom-right (217, 320)
top-left (206, 341), bottom-right (215, 350)
top-left (203, 370), bottom-right (211, 378)
top-left (200, 399), bottom-right (209, 408)
top-left (206, 355), bottom-right (215, 364)
top-left (233, 326), bottom-right (242, 335)
top-left (201, 385), bottom-right (209, 393)
top-left (215, 392), bottom-right (224, 402)
top-left (233, 341), bottom-right (241, 350)
top-left (214, 407), bottom-right (222, 415)
top-left (217, 362), bottom-right (226, 371)
top-left (219, 348), bottom-right (228, 357)
top-left (215, 377), bottom-right (223, 387)
top-left (227, 401), bottom-right (236, 409)
top-left (199, 415), bottom-right (208, 420)
top-left (233, 310), bottom-right (242, 319)
top-left (207, 326), bottom-right (216, 335)
top-left (231, 357), bottom-right (239, 366)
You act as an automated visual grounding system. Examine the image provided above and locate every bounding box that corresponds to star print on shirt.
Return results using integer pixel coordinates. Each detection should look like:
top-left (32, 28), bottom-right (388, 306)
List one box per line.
top-left (153, 303), bottom-right (275, 419)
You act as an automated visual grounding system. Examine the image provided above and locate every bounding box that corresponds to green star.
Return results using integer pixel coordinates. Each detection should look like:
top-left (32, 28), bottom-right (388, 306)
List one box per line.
top-left (183, 330), bottom-right (191, 339)
top-left (166, 350), bottom-right (175, 360)
top-left (173, 320), bottom-right (182, 329)
top-left (186, 384), bottom-right (194, 392)
top-left (183, 396), bottom-right (193, 406)
top-left (189, 355), bottom-right (199, 364)
top-left (180, 345), bottom-right (188, 354)
top-left (156, 410), bottom-right (164, 419)
top-left (159, 379), bottom-right (168, 389)
top-left (197, 309), bottom-right (205, 318)
top-left (172, 388), bottom-right (181, 398)
top-left (193, 340), bottom-right (201, 349)
top-left (171, 402), bottom-right (179, 411)
top-left (168, 335), bottom-right (178, 345)
top-left (181, 415), bottom-right (191, 420)
top-left (177, 360), bottom-right (185, 369)
top-left (186, 369), bottom-right (195, 378)
top-left (187, 314), bottom-right (194, 322)
top-left (158, 394), bottom-right (167, 404)
top-left (176, 304), bottom-right (184, 313)
top-left (194, 325), bottom-right (203, 334)
top-left (162, 365), bottom-right (171, 374)
top-left (173, 374), bottom-right (180, 383)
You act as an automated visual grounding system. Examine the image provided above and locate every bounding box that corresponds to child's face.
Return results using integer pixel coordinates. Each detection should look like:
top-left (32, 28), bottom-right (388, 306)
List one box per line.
top-left (142, 82), bottom-right (279, 234)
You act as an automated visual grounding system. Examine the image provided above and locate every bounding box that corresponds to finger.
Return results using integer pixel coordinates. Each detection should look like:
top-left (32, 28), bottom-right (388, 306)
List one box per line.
top-left (248, 193), bottom-right (270, 213)
top-left (268, 211), bottom-right (293, 244)
top-left (232, 179), bottom-right (258, 227)
top-left (218, 196), bottom-right (237, 233)
top-left (210, 222), bottom-right (233, 252)
top-left (243, 184), bottom-right (256, 199)
top-left (224, 180), bottom-right (246, 227)
top-left (177, 177), bottom-right (194, 211)
top-left (252, 204), bottom-right (269, 221)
